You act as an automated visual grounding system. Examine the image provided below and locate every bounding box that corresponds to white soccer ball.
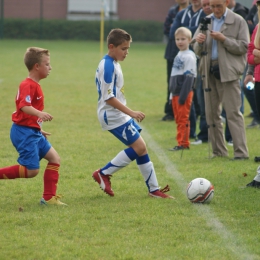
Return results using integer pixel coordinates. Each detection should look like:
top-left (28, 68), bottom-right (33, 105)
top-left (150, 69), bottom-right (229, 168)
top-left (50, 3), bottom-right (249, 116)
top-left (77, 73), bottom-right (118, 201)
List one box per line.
top-left (186, 178), bottom-right (214, 204)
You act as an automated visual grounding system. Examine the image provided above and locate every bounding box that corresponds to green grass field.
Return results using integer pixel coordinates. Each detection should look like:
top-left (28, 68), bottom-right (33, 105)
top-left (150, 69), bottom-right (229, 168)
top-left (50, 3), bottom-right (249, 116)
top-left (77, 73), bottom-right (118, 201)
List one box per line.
top-left (0, 39), bottom-right (260, 260)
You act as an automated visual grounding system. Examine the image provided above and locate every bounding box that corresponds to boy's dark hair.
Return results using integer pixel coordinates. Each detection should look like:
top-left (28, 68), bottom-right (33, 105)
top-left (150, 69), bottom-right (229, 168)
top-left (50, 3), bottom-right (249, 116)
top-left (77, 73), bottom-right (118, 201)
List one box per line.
top-left (107, 28), bottom-right (132, 47)
top-left (24, 47), bottom-right (50, 71)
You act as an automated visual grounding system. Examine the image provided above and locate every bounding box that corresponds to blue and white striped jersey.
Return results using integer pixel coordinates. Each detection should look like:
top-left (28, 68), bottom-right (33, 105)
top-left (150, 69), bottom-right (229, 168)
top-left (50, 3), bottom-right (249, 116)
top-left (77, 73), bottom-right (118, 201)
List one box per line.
top-left (95, 55), bottom-right (131, 130)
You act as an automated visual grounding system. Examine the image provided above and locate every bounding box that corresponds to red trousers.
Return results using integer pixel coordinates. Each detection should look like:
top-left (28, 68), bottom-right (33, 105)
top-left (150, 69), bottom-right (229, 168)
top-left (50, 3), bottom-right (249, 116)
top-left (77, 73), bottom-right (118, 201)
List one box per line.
top-left (172, 91), bottom-right (193, 147)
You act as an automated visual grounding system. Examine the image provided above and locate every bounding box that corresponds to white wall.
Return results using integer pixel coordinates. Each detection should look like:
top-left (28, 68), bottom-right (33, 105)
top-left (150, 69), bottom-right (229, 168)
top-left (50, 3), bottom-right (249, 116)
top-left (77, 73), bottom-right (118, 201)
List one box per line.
top-left (68, 0), bottom-right (117, 13)
top-left (239, 0), bottom-right (254, 9)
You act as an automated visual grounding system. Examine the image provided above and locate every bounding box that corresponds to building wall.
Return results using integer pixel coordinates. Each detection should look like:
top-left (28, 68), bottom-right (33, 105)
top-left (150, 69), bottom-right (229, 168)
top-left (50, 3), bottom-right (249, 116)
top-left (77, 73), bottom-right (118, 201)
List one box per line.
top-left (4, 0), bottom-right (67, 20)
top-left (2, 0), bottom-right (257, 21)
top-left (3, 0), bottom-right (176, 21)
top-left (118, 0), bottom-right (175, 22)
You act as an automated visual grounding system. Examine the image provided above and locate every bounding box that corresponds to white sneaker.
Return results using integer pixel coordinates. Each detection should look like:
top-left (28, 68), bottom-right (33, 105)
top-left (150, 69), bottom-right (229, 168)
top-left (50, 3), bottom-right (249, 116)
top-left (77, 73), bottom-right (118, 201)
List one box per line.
top-left (191, 139), bottom-right (202, 145)
top-left (227, 140), bottom-right (233, 146)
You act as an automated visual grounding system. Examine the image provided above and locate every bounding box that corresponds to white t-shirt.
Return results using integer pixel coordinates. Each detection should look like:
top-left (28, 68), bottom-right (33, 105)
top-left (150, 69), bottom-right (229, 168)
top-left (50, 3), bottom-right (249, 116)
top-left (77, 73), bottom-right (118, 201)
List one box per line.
top-left (171, 49), bottom-right (197, 77)
top-left (95, 55), bottom-right (131, 130)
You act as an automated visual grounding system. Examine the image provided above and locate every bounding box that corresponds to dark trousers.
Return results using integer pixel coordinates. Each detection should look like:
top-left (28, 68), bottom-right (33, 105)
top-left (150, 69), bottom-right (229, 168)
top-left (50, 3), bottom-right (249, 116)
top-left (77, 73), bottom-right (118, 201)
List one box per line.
top-left (189, 101), bottom-right (197, 138)
top-left (164, 59), bottom-right (174, 116)
top-left (244, 87), bottom-right (260, 121)
top-left (255, 82), bottom-right (260, 117)
top-left (196, 76), bottom-right (208, 141)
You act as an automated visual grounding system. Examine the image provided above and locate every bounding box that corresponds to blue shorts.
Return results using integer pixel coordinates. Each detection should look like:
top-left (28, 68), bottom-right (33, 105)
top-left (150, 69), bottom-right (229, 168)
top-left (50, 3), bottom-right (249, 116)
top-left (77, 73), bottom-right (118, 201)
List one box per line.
top-left (10, 124), bottom-right (52, 170)
top-left (109, 119), bottom-right (142, 146)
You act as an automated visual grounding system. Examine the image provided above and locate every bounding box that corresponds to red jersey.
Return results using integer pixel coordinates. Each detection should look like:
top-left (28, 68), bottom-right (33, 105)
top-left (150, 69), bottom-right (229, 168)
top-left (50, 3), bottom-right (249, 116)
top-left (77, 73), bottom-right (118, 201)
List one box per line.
top-left (12, 78), bottom-right (44, 130)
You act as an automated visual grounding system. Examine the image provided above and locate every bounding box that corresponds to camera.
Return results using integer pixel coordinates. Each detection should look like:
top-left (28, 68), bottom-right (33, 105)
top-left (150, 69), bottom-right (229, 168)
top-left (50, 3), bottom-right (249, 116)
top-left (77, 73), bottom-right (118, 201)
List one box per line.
top-left (200, 17), bottom-right (211, 31)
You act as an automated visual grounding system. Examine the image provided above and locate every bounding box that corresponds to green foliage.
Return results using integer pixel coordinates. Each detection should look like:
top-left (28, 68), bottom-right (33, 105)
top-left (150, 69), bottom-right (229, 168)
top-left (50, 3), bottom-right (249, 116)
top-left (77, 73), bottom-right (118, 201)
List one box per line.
top-left (0, 40), bottom-right (260, 260)
top-left (3, 19), bottom-right (163, 42)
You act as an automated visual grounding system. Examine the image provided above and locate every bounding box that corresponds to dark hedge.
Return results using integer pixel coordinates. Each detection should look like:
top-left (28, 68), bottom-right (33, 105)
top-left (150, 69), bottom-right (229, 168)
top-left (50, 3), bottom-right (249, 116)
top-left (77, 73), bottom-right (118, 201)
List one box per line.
top-left (2, 19), bottom-right (163, 42)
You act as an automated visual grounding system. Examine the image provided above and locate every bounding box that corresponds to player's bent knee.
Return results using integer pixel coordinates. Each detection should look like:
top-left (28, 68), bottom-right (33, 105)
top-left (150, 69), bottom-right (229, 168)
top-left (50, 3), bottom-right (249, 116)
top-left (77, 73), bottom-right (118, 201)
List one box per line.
top-left (27, 169), bottom-right (39, 178)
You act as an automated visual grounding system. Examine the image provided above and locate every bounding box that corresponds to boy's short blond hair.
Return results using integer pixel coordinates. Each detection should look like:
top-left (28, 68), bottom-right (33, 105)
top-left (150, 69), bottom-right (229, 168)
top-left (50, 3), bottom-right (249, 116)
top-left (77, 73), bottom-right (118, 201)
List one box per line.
top-left (175, 27), bottom-right (192, 39)
top-left (107, 28), bottom-right (132, 47)
top-left (24, 47), bottom-right (50, 71)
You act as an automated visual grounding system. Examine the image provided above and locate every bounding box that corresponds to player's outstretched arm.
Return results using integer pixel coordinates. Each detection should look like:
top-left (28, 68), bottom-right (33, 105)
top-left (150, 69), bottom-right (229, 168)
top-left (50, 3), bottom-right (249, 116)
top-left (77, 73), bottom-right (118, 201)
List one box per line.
top-left (21, 106), bottom-right (53, 122)
top-left (106, 97), bottom-right (145, 122)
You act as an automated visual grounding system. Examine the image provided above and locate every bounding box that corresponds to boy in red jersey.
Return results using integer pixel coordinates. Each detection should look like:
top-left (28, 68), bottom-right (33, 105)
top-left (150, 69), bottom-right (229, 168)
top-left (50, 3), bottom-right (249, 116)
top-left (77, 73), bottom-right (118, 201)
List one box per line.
top-left (0, 47), bottom-right (66, 205)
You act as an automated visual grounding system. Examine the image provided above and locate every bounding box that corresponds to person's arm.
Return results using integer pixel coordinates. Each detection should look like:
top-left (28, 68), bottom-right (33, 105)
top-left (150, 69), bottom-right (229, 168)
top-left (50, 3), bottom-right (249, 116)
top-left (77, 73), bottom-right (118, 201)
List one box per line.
top-left (244, 64), bottom-right (255, 87)
top-left (21, 106), bottom-right (53, 121)
top-left (164, 6), bottom-right (175, 36)
top-left (178, 75), bottom-right (195, 104)
top-left (218, 18), bottom-right (249, 55)
top-left (178, 54), bottom-right (197, 104)
top-left (248, 26), bottom-right (258, 65)
top-left (191, 27), bottom-right (206, 57)
top-left (106, 97), bottom-right (145, 122)
top-left (253, 49), bottom-right (260, 58)
top-left (169, 10), bottom-right (183, 39)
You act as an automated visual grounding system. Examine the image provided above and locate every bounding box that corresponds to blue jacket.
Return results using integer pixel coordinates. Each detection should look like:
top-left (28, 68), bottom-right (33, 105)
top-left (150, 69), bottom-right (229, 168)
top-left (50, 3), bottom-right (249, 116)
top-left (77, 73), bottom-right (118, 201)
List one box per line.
top-left (163, 4), bottom-right (180, 37)
top-left (165, 5), bottom-right (205, 60)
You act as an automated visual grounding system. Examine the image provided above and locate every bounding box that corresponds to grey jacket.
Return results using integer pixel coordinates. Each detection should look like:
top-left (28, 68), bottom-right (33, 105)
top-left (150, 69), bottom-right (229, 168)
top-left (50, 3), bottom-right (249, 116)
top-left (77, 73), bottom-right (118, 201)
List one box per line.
top-left (192, 9), bottom-right (249, 83)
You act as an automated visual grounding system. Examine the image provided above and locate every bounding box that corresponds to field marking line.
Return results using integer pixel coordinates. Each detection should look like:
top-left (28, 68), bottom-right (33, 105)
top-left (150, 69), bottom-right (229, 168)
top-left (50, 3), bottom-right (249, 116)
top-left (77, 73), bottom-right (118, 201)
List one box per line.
top-left (142, 126), bottom-right (257, 260)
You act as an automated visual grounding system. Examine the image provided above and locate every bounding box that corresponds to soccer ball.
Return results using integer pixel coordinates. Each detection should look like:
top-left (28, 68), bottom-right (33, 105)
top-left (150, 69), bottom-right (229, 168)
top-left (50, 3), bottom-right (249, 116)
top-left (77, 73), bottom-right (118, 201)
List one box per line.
top-left (186, 178), bottom-right (214, 204)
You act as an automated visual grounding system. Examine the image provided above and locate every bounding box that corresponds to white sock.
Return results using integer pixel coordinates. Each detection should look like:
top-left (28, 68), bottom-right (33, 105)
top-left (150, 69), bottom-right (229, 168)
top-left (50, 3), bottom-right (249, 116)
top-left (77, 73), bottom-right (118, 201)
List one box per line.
top-left (138, 161), bottom-right (159, 192)
top-left (254, 166), bottom-right (260, 182)
top-left (101, 150), bottom-right (133, 175)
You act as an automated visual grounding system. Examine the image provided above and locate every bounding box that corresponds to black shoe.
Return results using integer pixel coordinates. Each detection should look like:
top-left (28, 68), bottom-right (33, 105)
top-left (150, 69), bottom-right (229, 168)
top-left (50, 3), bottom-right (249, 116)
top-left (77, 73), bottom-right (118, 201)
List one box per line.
top-left (246, 112), bottom-right (254, 118)
top-left (254, 157), bottom-right (260, 162)
top-left (231, 157), bottom-right (249, 161)
top-left (246, 118), bottom-right (260, 128)
top-left (246, 180), bottom-right (260, 188)
top-left (161, 114), bottom-right (174, 121)
top-left (169, 146), bottom-right (189, 151)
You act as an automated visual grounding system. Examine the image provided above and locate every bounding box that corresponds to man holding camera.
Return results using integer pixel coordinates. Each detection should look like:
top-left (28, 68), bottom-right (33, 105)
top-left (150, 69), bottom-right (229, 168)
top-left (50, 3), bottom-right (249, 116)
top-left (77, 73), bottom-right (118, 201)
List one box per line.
top-left (192, 0), bottom-right (249, 159)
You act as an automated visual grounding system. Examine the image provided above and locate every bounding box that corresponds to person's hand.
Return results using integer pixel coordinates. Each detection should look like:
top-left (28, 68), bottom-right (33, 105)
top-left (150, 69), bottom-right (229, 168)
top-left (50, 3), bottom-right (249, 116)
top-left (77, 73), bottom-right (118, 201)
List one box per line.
top-left (38, 111), bottom-right (53, 121)
top-left (196, 33), bottom-right (206, 44)
top-left (210, 31), bottom-right (226, 42)
top-left (41, 129), bottom-right (51, 138)
top-left (254, 56), bottom-right (260, 64)
top-left (131, 111), bottom-right (145, 123)
top-left (253, 49), bottom-right (260, 58)
top-left (244, 74), bottom-right (254, 88)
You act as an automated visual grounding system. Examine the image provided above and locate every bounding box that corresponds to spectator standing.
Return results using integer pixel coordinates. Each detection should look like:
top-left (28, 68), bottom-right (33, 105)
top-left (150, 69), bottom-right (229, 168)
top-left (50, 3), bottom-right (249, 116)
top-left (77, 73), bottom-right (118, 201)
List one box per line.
top-left (168, 0), bottom-right (204, 139)
top-left (228, 0), bottom-right (248, 17)
top-left (168, 27), bottom-right (197, 151)
top-left (248, 3), bottom-right (260, 134)
top-left (192, 0), bottom-right (249, 160)
top-left (191, 0), bottom-right (212, 145)
top-left (162, 0), bottom-right (189, 121)
top-left (247, 0), bottom-right (260, 187)
top-left (221, 0), bottom-right (249, 144)
top-left (243, 1), bottom-right (260, 127)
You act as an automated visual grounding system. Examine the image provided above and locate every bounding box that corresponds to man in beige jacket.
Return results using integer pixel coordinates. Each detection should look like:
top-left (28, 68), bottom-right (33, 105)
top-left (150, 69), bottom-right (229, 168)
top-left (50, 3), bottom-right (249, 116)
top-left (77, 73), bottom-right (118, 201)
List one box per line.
top-left (192, 0), bottom-right (249, 159)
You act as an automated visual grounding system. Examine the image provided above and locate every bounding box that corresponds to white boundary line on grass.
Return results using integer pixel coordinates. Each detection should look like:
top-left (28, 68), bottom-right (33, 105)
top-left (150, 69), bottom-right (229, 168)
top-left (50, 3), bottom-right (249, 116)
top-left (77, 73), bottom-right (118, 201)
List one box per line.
top-left (142, 127), bottom-right (256, 260)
